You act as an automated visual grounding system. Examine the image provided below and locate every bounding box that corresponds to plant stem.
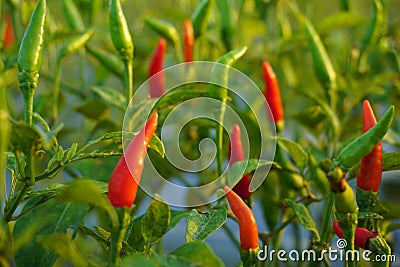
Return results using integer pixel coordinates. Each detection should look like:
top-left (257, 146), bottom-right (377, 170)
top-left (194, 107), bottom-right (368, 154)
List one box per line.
top-left (109, 207), bottom-right (130, 267)
top-left (4, 182), bottom-right (30, 221)
top-left (216, 102), bottom-right (227, 176)
top-left (123, 60), bottom-right (133, 107)
top-left (22, 87), bottom-right (35, 125)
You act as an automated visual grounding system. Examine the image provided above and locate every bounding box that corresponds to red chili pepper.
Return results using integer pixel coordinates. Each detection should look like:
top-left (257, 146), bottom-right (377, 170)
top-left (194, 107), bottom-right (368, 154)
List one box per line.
top-left (148, 39), bottom-right (166, 98)
top-left (357, 100), bottom-right (382, 192)
top-left (183, 19), bottom-right (194, 62)
top-left (262, 61), bottom-right (284, 132)
top-left (224, 186), bottom-right (258, 250)
top-left (333, 220), bottom-right (377, 249)
top-left (229, 125), bottom-right (251, 200)
top-left (3, 15), bottom-right (15, 48)
top-left (108, 113), bottom-right (158, 208)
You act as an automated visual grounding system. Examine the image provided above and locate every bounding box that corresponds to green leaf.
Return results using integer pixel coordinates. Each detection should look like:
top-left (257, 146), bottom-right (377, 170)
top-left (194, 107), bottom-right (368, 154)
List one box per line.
top-left (141, 197), bottom-right (170, 246)
top-left (185, 208), bottom-right (226, 243)
top-left (149, 133), bottom-right (165, 158)
top-left (120, 254), bottom-right (159, 267)
top-left (9, 120), bottom-right (51, 155)
top-left (14, 198), bottom-right (88, 267)
top-left (275, 137), bottom-right (308, 172)
top-left (127, 215), bottom-right (145, 252)
top-left (124, 99), bottom-right (157, 135)
top-left (285, 199), bottom-right (320, 240)
top-left (358, 212), bottom-right (383, 220)
top-left (171, 241), bottom-right (224, 267)
top-left (169, 210), bottom-right (190, 231)
top-left (57, 179), bottom-right (117, 226)
top-left (226, 159), bottom-right (276, 188)
top-left (383, 223), bottom-right (400, 236)
top-left (90, 86), bottom-right (126, 111)
top-left (36, 233), bottom-right (89, 267)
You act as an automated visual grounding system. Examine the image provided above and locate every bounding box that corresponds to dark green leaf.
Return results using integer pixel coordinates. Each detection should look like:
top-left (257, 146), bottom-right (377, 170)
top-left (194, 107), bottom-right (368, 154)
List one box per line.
top-left (185, 208), bottom-right (226, 242)
top-left (75, 98), bottom-right (110, 120)
top-left (227, 159), bottom-right (276, 188)
top-left (169, 210), bottom-right (190, 231)
top-left (275, 137), bottom-right (308, 172)
top-left (36, 233), bottom-right (89, 267)
top-left (14, 198), bottom-right (88, 267)
top-left (141, 197), bottom-right (170, 246)
top-left (90, 86), bottom-right (126, 111)
top-left (285, 199), bottom-right (320, 240)
top-left (57, 179), bottom-right (117, 225)
top-left (171, 241), bottom-right (224, 267)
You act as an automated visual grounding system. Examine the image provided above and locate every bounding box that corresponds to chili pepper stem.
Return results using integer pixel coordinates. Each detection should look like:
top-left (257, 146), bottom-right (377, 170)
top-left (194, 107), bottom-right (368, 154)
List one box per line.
top-left (336, 211), bottom-right (358, 267)
top-left (109, 207), bottom-right (131, 266)
top-left (123, 60), bottom-right (133, 106)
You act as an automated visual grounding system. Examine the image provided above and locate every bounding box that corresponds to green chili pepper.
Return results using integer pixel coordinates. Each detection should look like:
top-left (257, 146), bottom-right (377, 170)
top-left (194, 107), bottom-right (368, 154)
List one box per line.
top-left (360, 0), bottom-right (383, 57)
top-left (57, 30), bottom-right (93, 63)
top-left (86, 45), bottom-right (124, 77)
top-left (217, 0), bottom-right (233, 51)
top-left (145, 18), bottom-right (182, 62)
top-left (333, 179), bottom-right (357, 214)
top-left (62, 0), bottom-right (85, 32)
top-left (17, 0), bottom-right (46, 125)
top-left (191, 0), bottom-right (215, 38)
top-left (304, 19), bottom-right (337, 91)
top-left (334, 105), bottom-right (394, 170)
top-left (209, 46), bottom-right (247, 100)
top-left (109, 0), bottom-right (134, 62)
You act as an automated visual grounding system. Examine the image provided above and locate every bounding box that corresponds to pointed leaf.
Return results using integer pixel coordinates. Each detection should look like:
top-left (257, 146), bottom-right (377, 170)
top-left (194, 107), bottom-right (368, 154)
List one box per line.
top-left (141, 197), bottom-right (170, 246)
top-left (185, 208), bottom-right (226, 242)
top-left (285, 199), bottom-right (320, 240)
top-left (275, 137), bottom-right (308, 172)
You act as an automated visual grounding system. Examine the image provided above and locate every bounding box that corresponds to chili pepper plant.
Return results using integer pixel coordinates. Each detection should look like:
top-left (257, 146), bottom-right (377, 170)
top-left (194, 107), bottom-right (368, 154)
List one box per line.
top-left (0, 0), bottom-right (400, 266)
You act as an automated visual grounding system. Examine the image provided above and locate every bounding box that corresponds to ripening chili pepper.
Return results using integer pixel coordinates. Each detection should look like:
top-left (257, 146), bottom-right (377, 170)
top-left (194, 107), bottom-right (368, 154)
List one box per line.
top-left (334, 105), bottom-right (394, 170)
top-left (229, 125), bottom-right (251, 200)
top-left (108, 112), bottom-right (158, 208)
top-left (17, 0), bottom-right (46, 125)
top-left (183, 19), bottom-right (194, 62)
top-left (330, 168), bottom-right (357, 214)
top-left (224, 186), bottom-right (258, 250)
top-left (109, 0), bottom-right (134, 62)
top-left (62, 0), bottom-right (85, 32)
top-left (191, 0), bottom-right (215, 38)
top-left (262, 61), bottom-right (284, 132)
top-left (148, 39), bottom-right (166, 98)
top-left (333, 220), bottom-right (377, 249)
top-left (3, 15), bottom-right (15, 48)
top-left (357, 100), bottom-right (382, 192)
